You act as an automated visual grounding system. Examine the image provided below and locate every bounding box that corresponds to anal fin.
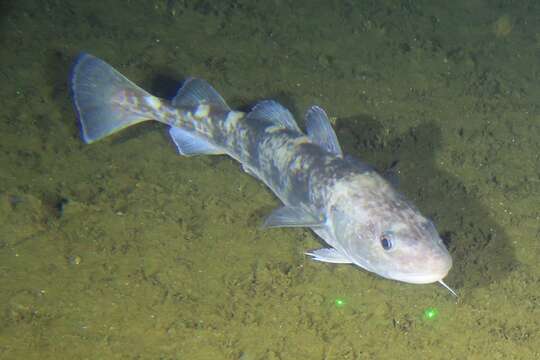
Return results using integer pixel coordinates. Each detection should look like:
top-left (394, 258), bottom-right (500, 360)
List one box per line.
top-left (169, 127), bottom-right (224, 156)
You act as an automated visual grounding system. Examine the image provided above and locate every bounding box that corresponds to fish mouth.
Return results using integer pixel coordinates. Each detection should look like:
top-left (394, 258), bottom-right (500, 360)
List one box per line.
top-left (390, 261), bottom-right (452, 284)
top-left (392, 252), bottom-right (453, 284)
top-left (392, 272), bottom-right (450, 284)
top-left (388, 269), bottom-right (457, 296)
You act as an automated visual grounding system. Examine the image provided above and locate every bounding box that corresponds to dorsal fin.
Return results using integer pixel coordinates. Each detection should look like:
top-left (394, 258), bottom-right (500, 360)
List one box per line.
top-left (305, 106), bottom-right (343, 157)
top-left (172, 78), bottom-right (230, 113)
top-left (246, 100), bottom-right (301, 132)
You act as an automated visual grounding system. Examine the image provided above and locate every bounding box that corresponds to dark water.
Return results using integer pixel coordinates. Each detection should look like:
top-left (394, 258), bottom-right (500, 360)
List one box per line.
top-left (0, 1), bottom-right (539, 359)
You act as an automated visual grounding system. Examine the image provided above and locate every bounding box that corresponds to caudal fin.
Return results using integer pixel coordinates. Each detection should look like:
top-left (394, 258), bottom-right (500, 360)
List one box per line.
top-left (70, 53), bottom-right (154, 143)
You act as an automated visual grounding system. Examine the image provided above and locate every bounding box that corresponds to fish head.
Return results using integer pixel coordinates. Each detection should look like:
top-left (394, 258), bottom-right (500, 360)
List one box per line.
top-left (329, 174), bottom-right (452, 285)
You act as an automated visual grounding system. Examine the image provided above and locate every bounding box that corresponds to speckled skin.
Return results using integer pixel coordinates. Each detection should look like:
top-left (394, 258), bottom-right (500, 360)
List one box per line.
top-left (72, 53), bottom-right (453, 287)
top-left (134, 93), bottom-right (452, 285)
top-left (121, 90), bottom-right (345, 210)
top-left (140, 97), bottom-right (352, 218)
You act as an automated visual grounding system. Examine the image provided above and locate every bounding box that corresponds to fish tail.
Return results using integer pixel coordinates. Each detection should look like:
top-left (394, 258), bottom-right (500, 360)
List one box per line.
top-left (70, 53), bottom-right (157, 143)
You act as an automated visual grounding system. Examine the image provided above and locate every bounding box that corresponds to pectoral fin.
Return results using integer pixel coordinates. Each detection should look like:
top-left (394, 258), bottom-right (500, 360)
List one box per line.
top-left (262, 205), bottom-right (324, 228)
top-left (305, 248), bottom-right (352, 264)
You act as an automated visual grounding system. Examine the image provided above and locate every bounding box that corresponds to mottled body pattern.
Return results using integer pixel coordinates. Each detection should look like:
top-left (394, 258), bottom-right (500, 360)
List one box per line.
top-left (113, 83), bottom-right (341, 215)
top-left (71, 53), bottom-right (454, 294)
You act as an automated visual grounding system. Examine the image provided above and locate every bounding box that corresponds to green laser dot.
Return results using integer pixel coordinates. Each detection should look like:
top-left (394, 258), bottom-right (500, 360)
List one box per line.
top-left (334, 298), bottom-right (346, 308)
top-left (423, 307), bottom-right (439, 320)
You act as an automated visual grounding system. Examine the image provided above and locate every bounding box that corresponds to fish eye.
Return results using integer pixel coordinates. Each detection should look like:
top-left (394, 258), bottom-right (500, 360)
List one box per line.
top-left (380, 232), bottom-right (394, 250)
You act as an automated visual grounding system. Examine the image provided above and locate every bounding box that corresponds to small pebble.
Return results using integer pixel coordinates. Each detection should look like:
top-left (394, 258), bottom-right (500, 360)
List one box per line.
top-left (67, 255), bottom-right (82, 265)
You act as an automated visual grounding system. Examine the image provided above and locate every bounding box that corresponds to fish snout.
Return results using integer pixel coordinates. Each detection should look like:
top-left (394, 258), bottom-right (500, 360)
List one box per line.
top-left (394, 251), bottom-right (452, 284)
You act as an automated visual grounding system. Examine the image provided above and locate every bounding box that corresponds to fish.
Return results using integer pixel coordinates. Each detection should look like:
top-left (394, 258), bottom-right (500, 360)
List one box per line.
top-left (70, 53), bottom-right (455, 296)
